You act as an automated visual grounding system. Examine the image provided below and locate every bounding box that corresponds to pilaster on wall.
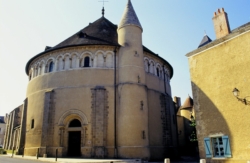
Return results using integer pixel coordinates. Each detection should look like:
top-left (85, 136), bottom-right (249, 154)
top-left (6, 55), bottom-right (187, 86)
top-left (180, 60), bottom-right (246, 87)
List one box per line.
top-left (3, 114), bottom-right (11, 149)
top-left (160, 94), bottom-right (173, 147)
top-left (91, 86), bottom-right (109, 158)
top-left (18, 98), bottom-right (28, 155)
top-left (7, 110), bottom-right (15, 150)
top-left (41, 90), bottom-right (55, 150)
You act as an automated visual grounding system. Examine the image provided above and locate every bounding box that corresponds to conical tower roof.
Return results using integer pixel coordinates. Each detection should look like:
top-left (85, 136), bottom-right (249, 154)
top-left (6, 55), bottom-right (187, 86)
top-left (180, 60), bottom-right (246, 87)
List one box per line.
top-left (182, 95), bottom-right (194, 109)
top-left (118, 0), bottom-right (142, 30)
top-left (198, 34), bottom-right (212, 48)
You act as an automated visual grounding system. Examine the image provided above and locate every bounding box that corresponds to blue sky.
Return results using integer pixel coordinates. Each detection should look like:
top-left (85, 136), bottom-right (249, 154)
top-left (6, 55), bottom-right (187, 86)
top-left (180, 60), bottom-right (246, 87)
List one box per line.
top-left (1, 0), bottom-right (250, 115)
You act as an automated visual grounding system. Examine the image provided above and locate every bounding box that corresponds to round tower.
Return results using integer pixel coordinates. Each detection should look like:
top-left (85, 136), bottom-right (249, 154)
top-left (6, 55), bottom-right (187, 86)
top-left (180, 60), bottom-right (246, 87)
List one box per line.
top-left (117, 0), bottom-right (150, 159)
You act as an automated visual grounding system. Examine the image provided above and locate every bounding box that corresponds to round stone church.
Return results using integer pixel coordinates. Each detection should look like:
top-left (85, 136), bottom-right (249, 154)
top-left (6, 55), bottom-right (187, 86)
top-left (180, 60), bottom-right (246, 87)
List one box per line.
top-left (24, 0), bottom-right (177, 160)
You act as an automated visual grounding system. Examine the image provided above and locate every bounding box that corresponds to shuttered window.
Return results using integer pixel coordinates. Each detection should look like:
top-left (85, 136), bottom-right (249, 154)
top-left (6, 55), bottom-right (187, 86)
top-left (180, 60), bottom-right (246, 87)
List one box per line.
top-left (204, 136), bottom-right (232, 158)
top-left (204, 137), bottom-right (212, 158)
top-left (222, 136), bottom-right (232, 157)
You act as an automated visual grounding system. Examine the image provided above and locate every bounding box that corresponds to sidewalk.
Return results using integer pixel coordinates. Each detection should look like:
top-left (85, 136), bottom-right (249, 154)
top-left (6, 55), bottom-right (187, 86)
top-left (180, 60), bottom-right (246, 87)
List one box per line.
top-left (1, 154), bottom-right (144, 163)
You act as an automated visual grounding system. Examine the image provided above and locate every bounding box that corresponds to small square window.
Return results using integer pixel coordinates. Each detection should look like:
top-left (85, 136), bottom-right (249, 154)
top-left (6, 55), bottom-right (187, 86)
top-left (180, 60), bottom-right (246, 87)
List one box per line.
top-left (204, 136), bottom-right (232, 158)
top-left (212, 137), bottom-right (224, 157)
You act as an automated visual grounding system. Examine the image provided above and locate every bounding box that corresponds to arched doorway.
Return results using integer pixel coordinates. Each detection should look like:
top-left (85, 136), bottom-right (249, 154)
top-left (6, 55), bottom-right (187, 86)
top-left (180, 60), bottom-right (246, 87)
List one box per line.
top-left (67, 119), bottom-right (81, 157)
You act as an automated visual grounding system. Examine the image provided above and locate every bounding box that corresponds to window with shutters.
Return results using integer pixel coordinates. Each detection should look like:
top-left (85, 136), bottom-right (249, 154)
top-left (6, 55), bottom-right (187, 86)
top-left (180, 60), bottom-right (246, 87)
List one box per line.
top-left (204, 136), bottom-right (232, 158)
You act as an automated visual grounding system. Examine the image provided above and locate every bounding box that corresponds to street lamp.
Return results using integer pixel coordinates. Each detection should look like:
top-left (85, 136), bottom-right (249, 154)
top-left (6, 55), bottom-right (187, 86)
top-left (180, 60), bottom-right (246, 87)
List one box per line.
top-left (232, 88), bottom-right (250, 105)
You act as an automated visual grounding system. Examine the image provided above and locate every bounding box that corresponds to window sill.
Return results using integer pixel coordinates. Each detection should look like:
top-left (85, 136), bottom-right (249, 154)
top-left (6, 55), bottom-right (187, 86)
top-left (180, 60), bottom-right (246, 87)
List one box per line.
top-left (212, 157), bottom-right (229, 160)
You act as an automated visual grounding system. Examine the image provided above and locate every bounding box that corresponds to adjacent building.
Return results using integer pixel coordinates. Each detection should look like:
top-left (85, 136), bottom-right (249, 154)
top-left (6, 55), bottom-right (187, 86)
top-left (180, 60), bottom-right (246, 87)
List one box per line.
top-left (0, 116), bottom-right (6, 147)
top-left (175, 96), bottom-right (197, 156)
top-left (3, 105), bottom-right (26, 154)
top-left (186, 8), bottom-right (250, 163)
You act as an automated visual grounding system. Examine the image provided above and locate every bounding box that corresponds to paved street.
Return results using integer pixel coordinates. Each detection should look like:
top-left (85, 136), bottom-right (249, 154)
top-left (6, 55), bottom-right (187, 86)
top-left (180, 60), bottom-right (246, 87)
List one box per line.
top-left (0, 156), bottom-right (52, 163)
top-left (0, 154), bottom-right (143, 163)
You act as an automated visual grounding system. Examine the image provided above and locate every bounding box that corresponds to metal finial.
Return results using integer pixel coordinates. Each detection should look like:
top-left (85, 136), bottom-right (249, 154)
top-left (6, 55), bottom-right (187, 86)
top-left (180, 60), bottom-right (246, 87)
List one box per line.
top-left (98, 0), bottom-right (108, 17)
top-left (102, 7), bottom-right (105, 16)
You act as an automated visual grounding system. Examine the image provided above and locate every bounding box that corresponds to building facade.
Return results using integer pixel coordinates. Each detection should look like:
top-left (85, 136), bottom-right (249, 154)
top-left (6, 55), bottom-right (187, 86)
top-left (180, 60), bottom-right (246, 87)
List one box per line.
top-left (175, 96), bottom-right (197, 156)
top-left (3, 105), bottom-right (26, 154)
top-left (0, 116), bottom-right (6, 147)
top-left (186, 8), bottom-right (250, 163)
top-left (4, 0), bottom-right (178, 160)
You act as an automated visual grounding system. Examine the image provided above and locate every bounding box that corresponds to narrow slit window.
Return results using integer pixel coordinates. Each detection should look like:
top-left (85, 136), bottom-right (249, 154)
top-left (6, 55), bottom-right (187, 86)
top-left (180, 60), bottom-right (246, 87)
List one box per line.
top-left (142, 130), bottom-right (146, 139)
top-left (31, 119), bottom-right (34, 129)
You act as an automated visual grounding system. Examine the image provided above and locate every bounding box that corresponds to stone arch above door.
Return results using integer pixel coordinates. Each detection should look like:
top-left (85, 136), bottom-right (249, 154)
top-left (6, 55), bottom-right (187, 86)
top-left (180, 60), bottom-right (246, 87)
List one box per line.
top-left (58, 109), bottom-right (88, 126)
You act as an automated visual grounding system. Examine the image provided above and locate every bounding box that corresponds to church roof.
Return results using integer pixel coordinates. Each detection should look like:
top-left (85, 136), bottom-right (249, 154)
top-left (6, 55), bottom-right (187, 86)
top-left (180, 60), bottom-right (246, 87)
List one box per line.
top-left (198, 34), bottom-right (212, 48)
top-left (25, 8), bottom-right (173, 78)
top-left (53, 16), bottom-right (119, 48)
top-left (118, 0), bottom-right (142, 30)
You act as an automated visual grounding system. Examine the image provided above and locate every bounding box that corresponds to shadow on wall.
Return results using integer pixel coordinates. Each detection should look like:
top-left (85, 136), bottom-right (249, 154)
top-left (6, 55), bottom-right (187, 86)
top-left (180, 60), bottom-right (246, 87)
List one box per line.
top-left (191, 81), bottom-right (232, 161)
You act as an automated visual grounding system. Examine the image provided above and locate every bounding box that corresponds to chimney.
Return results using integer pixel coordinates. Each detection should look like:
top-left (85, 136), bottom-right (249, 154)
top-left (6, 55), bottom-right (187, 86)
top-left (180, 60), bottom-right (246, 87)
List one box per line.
top-left (212, 8), bottom-right (231, 39)
top-left (173, 96), bottom-right (181, 110)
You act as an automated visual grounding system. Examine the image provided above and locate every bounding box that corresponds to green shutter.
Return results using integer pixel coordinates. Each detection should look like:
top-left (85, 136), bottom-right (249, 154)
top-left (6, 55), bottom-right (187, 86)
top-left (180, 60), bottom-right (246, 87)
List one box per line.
top-left (204, 137), bottom-right (212, 158)
top-left (222, 136), bottom-right (232, 157)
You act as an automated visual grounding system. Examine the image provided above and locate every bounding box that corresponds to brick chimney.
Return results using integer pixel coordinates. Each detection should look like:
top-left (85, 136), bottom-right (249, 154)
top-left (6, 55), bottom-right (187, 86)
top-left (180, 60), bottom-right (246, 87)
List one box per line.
top-left (212, 8), bottom-right (231, 39)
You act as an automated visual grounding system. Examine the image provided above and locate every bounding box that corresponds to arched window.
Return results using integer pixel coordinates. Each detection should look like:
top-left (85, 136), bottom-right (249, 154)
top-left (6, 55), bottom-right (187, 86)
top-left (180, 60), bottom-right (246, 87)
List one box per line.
top-left (156, 67), bottom-right (160, 77)
top-left (149, 62), bottom-right (154, 74)
top-left (84, 56), bottom-right (90, 67)
top-left (49, 61), bottom-right (54, 72)
top-left (69, 119), bottom-right (81, 127)
top-left (144, 59), bottom-right (149, 72)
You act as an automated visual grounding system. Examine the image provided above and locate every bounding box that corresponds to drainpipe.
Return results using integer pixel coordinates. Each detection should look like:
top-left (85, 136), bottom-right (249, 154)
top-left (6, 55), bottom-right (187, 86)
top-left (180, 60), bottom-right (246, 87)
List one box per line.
top-left (162, 65), bottom-right (167, 94)
top-left (113, 47), bottom-right (118, 158)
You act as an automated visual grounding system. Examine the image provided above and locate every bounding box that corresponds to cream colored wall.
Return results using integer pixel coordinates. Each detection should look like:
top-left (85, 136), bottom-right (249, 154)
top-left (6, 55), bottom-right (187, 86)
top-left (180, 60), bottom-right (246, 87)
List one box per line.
top-left (117, 25), bottom-right (150, 159)
top-left (25, 91), bottom-right (45, 147)
top-left (28, 46), bottom-right (115, 80)
top-left (147, 90), bottom-right (165, 159)
top-left (26, 68), bottom-right (115, 156)
top-left (25, 40), bottom-right (174, 159)
top-left (188, 31), bottom-right (250, 162)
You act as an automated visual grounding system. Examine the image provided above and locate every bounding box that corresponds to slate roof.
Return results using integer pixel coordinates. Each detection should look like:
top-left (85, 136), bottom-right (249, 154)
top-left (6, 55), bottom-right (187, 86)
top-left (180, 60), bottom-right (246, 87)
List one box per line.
top-left (118, 0), bottom-right (142, 30)
top-left (198, 35), bottom-right (212, 48)
top-left (53, 16), bottom-right (119, 48)
top-left (0, 116), bottom-right (4, 123)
